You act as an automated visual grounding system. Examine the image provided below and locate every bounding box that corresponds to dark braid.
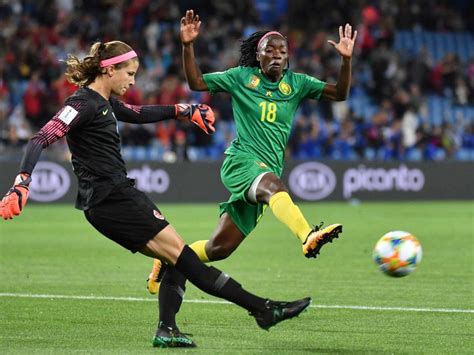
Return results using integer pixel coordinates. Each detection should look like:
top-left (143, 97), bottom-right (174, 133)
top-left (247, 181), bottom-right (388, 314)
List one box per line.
top-left (238, 31), bottom-right (270, 67)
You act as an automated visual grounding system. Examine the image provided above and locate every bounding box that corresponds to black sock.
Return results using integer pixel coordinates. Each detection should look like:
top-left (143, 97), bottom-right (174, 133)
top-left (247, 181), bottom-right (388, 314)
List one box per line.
top-left (174, 245), bottom-right (266, 313)
top-left (158, 265), bottom-right (186, 328)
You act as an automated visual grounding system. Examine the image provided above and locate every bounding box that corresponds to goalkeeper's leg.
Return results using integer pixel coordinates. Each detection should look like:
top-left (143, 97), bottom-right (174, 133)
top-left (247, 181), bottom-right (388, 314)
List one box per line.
top-left (146, 214), bottom-right (245, 294)
top-left (141, 227), bottom-right (310, 345)
top-left (141, 225), bottom-right (267, 316)
top-left (154, 260), bottom-right (310, 348)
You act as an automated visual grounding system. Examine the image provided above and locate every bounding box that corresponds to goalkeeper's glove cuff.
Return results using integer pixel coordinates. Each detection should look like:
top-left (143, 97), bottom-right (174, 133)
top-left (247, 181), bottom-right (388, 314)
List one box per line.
top-left (14, 173), bottom-right (31, 187)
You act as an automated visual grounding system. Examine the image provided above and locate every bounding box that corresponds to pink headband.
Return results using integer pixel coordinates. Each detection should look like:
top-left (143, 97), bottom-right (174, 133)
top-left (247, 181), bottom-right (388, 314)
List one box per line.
top-left (100, 50), bottom-right (137, 67)
top-left (257, 31), bottom-right (285, 49)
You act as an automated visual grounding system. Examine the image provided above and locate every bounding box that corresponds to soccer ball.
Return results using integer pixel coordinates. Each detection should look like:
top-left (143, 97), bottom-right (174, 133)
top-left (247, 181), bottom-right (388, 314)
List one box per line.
top-left (373, 231), bottom-right (422, 277)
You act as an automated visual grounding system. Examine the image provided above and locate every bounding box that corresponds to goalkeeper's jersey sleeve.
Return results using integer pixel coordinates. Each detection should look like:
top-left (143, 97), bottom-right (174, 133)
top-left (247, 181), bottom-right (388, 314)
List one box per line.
top-left (203, 66), bottom-right (326, 174)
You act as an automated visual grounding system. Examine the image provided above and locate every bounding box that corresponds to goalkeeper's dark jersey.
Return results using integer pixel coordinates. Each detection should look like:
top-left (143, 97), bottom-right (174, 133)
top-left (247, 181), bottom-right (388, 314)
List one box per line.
top-left (19, 87), bottom-right (175, 210)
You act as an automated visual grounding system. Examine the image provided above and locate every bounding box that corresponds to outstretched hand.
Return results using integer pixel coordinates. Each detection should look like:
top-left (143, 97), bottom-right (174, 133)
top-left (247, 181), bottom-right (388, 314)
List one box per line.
top-left (328, 24), bottom-right (357, 59)
top-left (175, 104), bottom-right (216, 135)
top-left (181, 9), bottom-right (201, 45)
top-left (0, 173), bottom-right (31, 220)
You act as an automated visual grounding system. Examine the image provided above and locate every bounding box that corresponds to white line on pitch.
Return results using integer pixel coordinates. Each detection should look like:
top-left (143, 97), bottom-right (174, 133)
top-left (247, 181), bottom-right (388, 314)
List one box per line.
top-left (0, 292), bottom-right (472, 314)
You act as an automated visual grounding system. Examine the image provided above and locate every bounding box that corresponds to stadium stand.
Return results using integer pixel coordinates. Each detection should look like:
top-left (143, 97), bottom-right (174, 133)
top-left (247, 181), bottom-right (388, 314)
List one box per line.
top-left (0, 0), bottom-right (472, 161)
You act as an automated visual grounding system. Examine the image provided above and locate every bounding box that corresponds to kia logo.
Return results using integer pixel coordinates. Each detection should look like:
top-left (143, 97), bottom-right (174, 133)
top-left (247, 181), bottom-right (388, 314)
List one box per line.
top-left (289, 162), bottom-right (336, 200)
top-left (30, 162), bottom-right (71, 202)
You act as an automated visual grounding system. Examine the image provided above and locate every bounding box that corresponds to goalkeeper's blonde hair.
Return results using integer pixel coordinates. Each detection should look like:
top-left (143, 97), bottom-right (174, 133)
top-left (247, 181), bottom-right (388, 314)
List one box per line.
top-left (65, 41), bottom-right (136, 87)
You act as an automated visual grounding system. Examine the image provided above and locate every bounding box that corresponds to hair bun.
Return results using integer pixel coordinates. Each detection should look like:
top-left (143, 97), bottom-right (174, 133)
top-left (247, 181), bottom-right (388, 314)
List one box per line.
top-left (98, 42), bottom-right (106, 57)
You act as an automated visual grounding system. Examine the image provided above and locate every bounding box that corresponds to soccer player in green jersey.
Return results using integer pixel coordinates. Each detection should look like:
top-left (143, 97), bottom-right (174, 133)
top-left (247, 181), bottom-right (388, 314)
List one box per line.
top-left (148, 10), bottom-right (356, 337)
top-left (149, 9), bottom-right (357, 290)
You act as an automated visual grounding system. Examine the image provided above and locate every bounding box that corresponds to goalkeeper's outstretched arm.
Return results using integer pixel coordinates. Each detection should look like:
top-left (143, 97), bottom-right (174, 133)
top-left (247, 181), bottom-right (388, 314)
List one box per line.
top-left (110, 98), bottom-right (215, 135)
top-left (0, 101), bottom-right (90, 219)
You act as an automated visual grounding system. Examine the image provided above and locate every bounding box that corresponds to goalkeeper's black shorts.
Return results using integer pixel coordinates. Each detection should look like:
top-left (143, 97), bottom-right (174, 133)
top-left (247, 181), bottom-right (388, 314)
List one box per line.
top-left (84, 182), bottom-right (169, 253)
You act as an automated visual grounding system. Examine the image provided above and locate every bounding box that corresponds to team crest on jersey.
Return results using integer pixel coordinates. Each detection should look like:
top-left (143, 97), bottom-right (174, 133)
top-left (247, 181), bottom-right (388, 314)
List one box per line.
top-left (153, 210), bottom-right (165, 220)
top-left (246, 75), bottom-right (260, 89)
top-left (279, 81), bottom-right (292, 95)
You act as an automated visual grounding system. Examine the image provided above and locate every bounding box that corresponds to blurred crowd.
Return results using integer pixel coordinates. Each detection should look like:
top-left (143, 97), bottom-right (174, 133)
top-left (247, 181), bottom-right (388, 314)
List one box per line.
top-left (0, 0), bottom-right (473, 162)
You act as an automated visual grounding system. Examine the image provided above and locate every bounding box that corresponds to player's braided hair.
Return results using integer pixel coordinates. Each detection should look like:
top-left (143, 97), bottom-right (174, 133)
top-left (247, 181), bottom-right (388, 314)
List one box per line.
top-left (238, 31), bottom-right (270, 67)
top-left (65, 41), bottom-right (135, 87)
top-left (238, 31), bottom-right (289, 68)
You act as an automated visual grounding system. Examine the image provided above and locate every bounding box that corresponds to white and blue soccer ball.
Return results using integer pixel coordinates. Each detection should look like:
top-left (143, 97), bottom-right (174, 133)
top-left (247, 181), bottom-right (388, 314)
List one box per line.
top-left (373, 231), bottom-right (422, 277)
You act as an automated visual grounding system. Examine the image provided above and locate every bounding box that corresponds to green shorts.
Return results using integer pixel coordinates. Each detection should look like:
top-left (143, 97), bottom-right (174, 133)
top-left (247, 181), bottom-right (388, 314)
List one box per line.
top-left (219, 153), bottom-right (280, 237)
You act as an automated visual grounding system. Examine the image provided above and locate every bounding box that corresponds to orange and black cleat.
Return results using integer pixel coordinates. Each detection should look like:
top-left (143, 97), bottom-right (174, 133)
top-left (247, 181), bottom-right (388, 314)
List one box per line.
top-left (302, 223), bottom-right (343, 258)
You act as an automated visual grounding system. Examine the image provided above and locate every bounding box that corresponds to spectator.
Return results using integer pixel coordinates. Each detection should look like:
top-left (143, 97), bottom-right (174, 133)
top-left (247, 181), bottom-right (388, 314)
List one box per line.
top-left (0, 1), bottom-right (472, 161)
top-left (23, 71), bottom-right (47, 130)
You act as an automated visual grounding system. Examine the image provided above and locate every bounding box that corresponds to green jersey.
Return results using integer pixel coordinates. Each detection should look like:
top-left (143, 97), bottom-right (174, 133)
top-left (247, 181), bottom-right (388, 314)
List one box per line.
top-left (203, 66), bottom-right (326, 173)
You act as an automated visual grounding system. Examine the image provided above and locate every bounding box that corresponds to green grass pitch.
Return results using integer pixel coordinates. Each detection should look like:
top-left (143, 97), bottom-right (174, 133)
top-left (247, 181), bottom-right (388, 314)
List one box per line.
top-left (1, 201), bottom-right (473, 353)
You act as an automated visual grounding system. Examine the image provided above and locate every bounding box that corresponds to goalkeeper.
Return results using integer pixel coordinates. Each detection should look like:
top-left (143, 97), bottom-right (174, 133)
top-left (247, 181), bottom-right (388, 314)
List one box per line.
top-left (0, 40), bottom-right (311, 348)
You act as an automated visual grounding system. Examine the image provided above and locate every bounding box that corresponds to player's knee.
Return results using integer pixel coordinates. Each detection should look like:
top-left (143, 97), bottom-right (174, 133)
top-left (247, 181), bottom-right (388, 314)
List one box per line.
top-left (256, 174), bottom-right (288, 204)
